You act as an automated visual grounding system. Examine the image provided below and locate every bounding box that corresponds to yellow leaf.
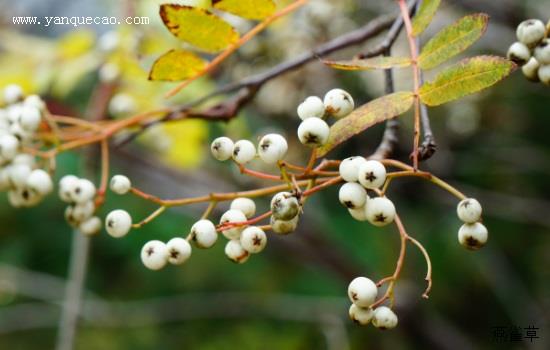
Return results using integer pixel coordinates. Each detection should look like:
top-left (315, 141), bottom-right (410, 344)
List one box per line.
top-left (213, 0), bottom-right (276, 20)
top-left (149, 49), bottom-right (207, 81)
top-left (324, 56), bottom-right (412, 70)
top-left (412, 0), bottom-right (441, 35)
top-left (160, 4), bottom-right (239, 53)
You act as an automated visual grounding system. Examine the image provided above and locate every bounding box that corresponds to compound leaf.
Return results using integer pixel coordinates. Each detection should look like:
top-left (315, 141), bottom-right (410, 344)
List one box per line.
top-left (160, 4), bottom-right (239, 53)
top-left (323, 56), bottom-right (412, 70)
top-left (213, 0), bottom-right (276, 20)
top-left (419, 13), bottom-right (489, 70)
top-left (149, 49), bottom-right (207, 81)
top-left (412, 0), bottom-right (441, 35)
top-left (317, 92), bottom-right (414, 157)
top-left (419, 55), bottom-right (516, 106)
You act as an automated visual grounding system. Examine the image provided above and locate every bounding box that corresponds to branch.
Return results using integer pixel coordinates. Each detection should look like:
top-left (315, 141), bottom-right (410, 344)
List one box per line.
top-left (417, 64), bottom-right (437, 161)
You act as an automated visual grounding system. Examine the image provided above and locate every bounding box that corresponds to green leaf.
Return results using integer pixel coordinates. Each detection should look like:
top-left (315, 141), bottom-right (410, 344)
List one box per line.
top-left (213, 0), bottom-right (276, 20)
top-left (317, 92), bottom-right (415, 157)
top-left (419, 55), bottom-right (516, 106)
top-left (412, 0), bottom-right (441, 35)
top-left (149, 49), bottom-right (207, 81)
top-left (418, 13), bottom-right (489, 70)
top-left (160, 4), bottom-right (239, 53)
top-left (323, 56), bottom-right (412, 70)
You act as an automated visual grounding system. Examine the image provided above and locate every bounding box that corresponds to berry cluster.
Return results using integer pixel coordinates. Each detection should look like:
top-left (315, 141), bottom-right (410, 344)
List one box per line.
top-left (347, 277), bottom-right (398, 329)
top-left (0, 85), bottom-right (54, 208)
top-left (59, 175), bottom-right (101, 235)
top-left (507, 19), bottom-right (550, 85)
top-left (456, 198), bottom-right (487, 250)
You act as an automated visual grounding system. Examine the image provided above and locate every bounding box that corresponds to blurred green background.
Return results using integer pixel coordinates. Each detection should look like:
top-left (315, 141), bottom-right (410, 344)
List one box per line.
top-left (0, 0), bottom-right (549, 349)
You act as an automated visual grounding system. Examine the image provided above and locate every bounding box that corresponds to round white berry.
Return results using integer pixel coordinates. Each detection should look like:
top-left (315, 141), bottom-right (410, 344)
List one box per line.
top-left (297, 96), bottom-right (325, 120)
top-left (271, 191), bottom-right (300, 221)
top-left (7, 189), bottom-right (25, 208)
top-left (270, 215), bottom-right (299, 235)
top-left (78, 216), bottom-right (102, 236)
top-left (240, 226), bottom-right (267, 254)
top-left (12, 153), bottom-right (35, 167)
top-left (23, 95), bottom-right (45, 111)
top-left (26, 169), bottom-right (53, 196)
top-left (348, 277), bottom-right (378, 308)
top-left (339, 182), bottom-right (367, 209)
top-left (458, 222), bottom-right (488, 250)
top-left (0, 134), bottom-right (19, 161)
top-left (3, 84), bottom-right (23, 104)
top-left (219, 209), bottom-right (247, 239)
top-left (166, 237), bottom-right (192, 265)
top-left (349, 304), bottom-right (374, 326)
top-left (110, 175), bottom-right (131, 195)
top-left (230, 197), bottom-right (256, 218)
top-left (348, 206), bottom-right (368, 221)
top-left (141, 240), bottom-right (169, 270)
top-left (66, 200), bottom-right (95, 223)
top-left (538, 64), bottom-right (550, 85)
top-left (456, 198), bottom-right (482, 223)
top-left (109, 93), bottom-right (136, 116)
top-left (71, 178), bottom-right (96, 203)
top-left (516, 19), bottom-right (546, 47)
top-left (190, 219), bottom-right (218, 248)
top-left (98, 63), bottom-right (120, 83)
top-left (19, 106), bottom-right (41, 132)
top-left (98, 30), bottom-right (119, 52)
top-left (7, 163), bottom-right (32, 189)
top-left (339, 156), bottom-right (367, 182)
top-left (365, 197), bottom-right (395, 227)
top-left (258, 133), bottom-right (288, 164)
top-left (232, 139), bottom-right (256, 164)
top-left (225, 239), bottom-right (250, 264)
top-left (9, 122), bottom-right (32, 145)
top-left (522, 57), bottom-right (541, 81)
top-left (12, 187), bottom-right (43, 207)
top-left (58, 175), bottom-right (79, 202)
top-left (324, 88), bottom-right (354, 118)
top-left (105, 209), bottom-right (132, 238)
top-left (297, 117), bottom-right (330, 147)
top-left (372, 306), bottom-right (398, 330)
top-left (358, 160), bottom-right (386, 189)
top-left (534, 38), bottom-right (550, 64)
top-left (210, 136), bottom-right (234, 161)
top-left (507, 42), bottom-right (531, 66)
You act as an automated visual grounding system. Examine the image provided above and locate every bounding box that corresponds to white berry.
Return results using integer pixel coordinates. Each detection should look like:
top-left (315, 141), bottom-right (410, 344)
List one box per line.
top-left (324, 88), bottom-right (354, 118)
top-left (71, 178), bottom-right (96, 203)
top-left (141, 240), bottom-right (169, 270)
top-left (219, 209), bottom-right (247, 239)
top-left (522, 57), bottom-right (541, 81)
top-left (457, 198), bottom-right (482, 223)
top-left (339, 156), bottom-right (367, 182)
top-left (297, 96), bottom-right (325, 120)
top-left (166, 237), bottom-right (192, 265)
top-left (271, 191), bottom-right (300, 221)
top-left (372, 306), bottom-right (398, 330)
top-left (232, 139), bottom-right (256, 164)
top-left (458, 222), bottom-right (488, 250)
top-left (507, 42), bottom-right (531, 66)
top-left (240, 226), bottom-right (267, 254)
top-left (210, 136), bottom-right (234, 161)
top-left (534, 38), bottom-right (550, 64)
top-left (78, 216), bottom-right (102, 236)
top-left (230, 197), bottom-right (256, 218)
top-left (58, 175), bottom-right (79, 202)
top-left (358, 160), bottom-right (386, 189)
top-left (3, 84), bottom-right (23, 104)
top-left (349, 304), bottom-right (374, 326)
top-left (26, 169), bottom-right (53, 196)
top-left (0, 134), bottom-right (19, 161)
top-left (339, 182), bottom-right (367, 209)
top-left (19, 106), bottom-right (42, 132)
top-left (105, 209), bottom-right (132, 238)
top-left (348, 206), bottom-right (368, 221)
top-left (225, 239), bottom-right (250, 264)
top-left (297, 117), bottom-right (330, 147)
top-left (66, 201), bottom-right (95, 223)
top-left (348, 277), bottom-right (378, 308)
top-left (517, 19), bottom-right (546, 47)
top-left (365, 197), bottom-right (395, 227)
top-left (538, 64), bottom-right (550, 85)
top-left (270, 215), bottom-right (299, 235)
top-left (258, 133), bottom-right (288, 164)
top-left (23, 95), bottom-right (45, 111)
top-left (190, 219), bottom-right (218, 248)
top-left (7, 163), bottom-right (31, 189)
top-left (110, 175), bottom-right (131, 195)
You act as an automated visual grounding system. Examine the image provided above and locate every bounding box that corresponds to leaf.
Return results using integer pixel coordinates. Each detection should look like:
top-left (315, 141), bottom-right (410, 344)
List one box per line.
top-left (213, 0), bottom-right (276, 20)
top-left (160, 4), bottom-right (239, 53)
top-left (149, 49), bottom-right (207, 81)
top-left (317, 92), bottom-right (415, 157)
top-left (323, 57), bottom-right (412, 70)
top-left (418, 13), bottom-right (489, 70)
top-left (419, 56), bottom-right (516, 106)
top-left (412, 0), bottom-right (441, 35)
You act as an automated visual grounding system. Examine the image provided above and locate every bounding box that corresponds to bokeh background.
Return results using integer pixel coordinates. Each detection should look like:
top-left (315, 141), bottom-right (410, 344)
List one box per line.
top-left (0, 0), bottom-right (549, 349)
